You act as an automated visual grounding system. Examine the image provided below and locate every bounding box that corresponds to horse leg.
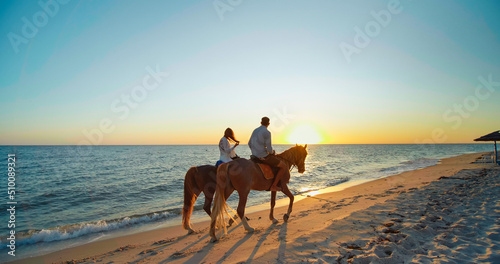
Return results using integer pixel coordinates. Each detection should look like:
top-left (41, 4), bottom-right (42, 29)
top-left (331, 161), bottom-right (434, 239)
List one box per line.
top-left (183, 166), bottom-right (204, 235)
top-left (203, 181), bottom-right (216, 216)
top-left (237, 191), bottom-right (254, 233)
top-left (281, 184), bottom-right (294, 222)
top-left (269, 191), bottom-right (278, 224)
top-left (203, 194), bottom-right (213, 216)
top-left (184, 187), bottom-right (201, 235)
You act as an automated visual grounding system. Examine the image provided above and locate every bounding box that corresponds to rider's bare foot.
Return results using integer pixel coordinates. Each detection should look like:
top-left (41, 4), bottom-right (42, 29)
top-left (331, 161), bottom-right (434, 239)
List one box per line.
top-left (270, 185), bottom-right (281, 192)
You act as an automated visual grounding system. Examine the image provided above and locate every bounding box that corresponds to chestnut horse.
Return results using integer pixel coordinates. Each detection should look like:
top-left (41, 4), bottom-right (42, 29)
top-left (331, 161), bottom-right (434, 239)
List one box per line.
top-left (182, 165), bottom-right (217, 234)
top-left (210, 144), bottom-right (308, 242)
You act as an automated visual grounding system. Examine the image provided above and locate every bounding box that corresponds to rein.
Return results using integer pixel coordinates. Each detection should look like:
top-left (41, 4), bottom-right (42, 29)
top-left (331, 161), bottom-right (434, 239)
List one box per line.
top-left (277, 149), bottom-right (299, 172)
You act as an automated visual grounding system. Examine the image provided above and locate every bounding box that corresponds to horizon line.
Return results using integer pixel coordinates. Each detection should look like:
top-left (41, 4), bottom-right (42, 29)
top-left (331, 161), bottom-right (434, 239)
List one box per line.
top-left (0, 142), bottom-right (489, 147)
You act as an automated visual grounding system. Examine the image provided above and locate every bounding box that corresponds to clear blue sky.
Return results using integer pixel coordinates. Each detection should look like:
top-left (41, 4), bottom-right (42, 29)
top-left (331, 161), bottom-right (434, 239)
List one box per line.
top-left (1, 0), bottom-right (499, 145)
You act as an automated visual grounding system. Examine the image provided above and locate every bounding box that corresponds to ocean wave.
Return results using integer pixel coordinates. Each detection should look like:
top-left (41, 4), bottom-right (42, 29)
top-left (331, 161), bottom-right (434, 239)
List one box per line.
top-left (0, 144), bottom-right (490, 251)
top-left (376, 158), bottom-right (439, 177)
top-left (400, 157), bottom-right (439, 166)
top-left (292, 176), bottom-right (351, 195)
top-left (144, 184), bottom-right (171, 192)
top-left (1, 210), bottom-right (177, 246)
top-left (327, 176), bottom-right (350, 187)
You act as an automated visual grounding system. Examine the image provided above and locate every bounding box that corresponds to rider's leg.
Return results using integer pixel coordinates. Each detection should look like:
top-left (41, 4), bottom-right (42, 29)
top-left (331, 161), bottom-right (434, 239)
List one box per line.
top-left (270, 160), bottom-right (288, 191)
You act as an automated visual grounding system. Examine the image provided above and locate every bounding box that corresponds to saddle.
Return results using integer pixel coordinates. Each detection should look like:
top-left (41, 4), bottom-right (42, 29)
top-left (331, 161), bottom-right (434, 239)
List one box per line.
top-left (250, 155), bottom-right (280, 180)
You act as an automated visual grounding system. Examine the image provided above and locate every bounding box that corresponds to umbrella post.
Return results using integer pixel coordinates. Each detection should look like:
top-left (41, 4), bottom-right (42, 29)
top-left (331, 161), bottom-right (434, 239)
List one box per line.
top-left (495, 141), bottom-right (498, 165)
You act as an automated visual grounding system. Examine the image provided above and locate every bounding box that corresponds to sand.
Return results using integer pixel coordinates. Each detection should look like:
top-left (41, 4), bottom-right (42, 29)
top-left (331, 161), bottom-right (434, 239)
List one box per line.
top-left (9, 152), bottom-right (499, 264)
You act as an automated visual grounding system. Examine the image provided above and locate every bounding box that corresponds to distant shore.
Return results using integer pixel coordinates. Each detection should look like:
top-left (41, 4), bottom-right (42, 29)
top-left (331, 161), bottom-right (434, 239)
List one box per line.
top-left (8, 152), bottom-right (499, 263)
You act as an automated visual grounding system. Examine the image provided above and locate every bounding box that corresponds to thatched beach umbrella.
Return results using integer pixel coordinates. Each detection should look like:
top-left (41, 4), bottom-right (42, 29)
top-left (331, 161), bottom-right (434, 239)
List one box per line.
top-left (474, 130), bottom-right (500, 165)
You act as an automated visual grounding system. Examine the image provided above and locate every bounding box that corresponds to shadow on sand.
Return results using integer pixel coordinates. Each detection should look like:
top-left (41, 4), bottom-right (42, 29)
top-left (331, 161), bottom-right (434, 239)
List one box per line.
top-left (216, 232), bottom-right (254, 264)
top-left (161, 222), bottom-right (244, 263)
top-left (245, 222), bottom-right (288, 263)
top-left (245, 223), bottom-right (277, 262)
top-left (159, 219), bottom-right (290, 263)
top-left (277, 222), bottom-right (288, 263)
top-left (127, 232), bottom-right (193, 264)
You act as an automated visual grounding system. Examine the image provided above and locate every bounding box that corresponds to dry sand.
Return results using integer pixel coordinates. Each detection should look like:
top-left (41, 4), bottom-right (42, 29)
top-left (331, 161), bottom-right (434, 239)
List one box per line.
top-left (10, 152), bottom-right (499, 263)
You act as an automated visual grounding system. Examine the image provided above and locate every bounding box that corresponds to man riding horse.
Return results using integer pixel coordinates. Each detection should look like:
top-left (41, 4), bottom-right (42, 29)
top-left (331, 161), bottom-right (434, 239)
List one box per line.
top-left (248, 117), bottom-right (289, 192)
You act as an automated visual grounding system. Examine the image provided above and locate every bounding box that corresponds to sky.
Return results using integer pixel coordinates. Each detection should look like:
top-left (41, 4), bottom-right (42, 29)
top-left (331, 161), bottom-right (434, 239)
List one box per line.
top-left (0, 0), bottom-right (499, 145)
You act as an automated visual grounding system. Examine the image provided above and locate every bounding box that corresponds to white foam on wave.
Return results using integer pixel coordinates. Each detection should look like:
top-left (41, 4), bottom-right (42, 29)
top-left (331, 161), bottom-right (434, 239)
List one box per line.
top-left (10, 211), bottom-right (174, 246)
top-left (400, 157), bottom-right (439, 170)
top-left (373, 158), bottom-right (440, 179)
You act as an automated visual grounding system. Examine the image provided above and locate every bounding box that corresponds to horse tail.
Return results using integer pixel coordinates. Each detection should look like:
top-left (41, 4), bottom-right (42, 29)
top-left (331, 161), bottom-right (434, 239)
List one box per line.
top-left (182, 166), bottom-right (199, 232)
top-left (210, 163), bottom-right (235, 238)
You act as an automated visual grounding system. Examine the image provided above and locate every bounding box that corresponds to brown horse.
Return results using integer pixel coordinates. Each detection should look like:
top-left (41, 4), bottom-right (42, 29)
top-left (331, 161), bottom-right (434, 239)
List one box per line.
top-left (210, 144), bottom-right (308, 242)
top-left (182, 165), bottom-right (217, 234)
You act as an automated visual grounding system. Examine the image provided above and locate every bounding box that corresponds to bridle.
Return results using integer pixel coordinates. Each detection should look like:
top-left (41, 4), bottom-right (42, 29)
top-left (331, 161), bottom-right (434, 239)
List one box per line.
top-left (277, 150), bottom-right (304, 172)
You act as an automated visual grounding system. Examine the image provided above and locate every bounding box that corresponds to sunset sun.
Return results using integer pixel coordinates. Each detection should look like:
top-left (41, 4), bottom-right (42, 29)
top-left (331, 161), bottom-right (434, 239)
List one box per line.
top-left (286, 124), bottom-right (323, 144)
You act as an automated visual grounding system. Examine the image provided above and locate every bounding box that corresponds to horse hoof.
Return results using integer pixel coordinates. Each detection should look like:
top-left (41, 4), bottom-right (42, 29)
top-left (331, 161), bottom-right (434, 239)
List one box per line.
top-left (210, 237), bottom-right (218, 243)
top-left (246, 227), bottom-right (255, 233)
top-left (272, 219), bottom-right (279, 224)
top-left (187, 228), bottom-right (195, 235)
top-left (228, 218), bottom-right (234, 227)
top-left (283, 214), bottom-right (289, 222)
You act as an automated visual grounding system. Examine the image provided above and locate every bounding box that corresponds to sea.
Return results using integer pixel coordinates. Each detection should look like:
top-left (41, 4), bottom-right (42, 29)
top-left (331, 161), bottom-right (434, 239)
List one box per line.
top-left (0, 144), bottom-right (493, 261)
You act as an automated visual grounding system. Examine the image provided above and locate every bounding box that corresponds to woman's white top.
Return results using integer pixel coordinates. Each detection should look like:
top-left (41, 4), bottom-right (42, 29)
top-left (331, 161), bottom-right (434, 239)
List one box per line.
top-left (219, 137), bottom-right (236, 163)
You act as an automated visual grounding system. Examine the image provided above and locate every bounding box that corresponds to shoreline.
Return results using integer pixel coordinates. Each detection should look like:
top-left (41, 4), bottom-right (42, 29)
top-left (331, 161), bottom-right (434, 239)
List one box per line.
top-left (7, 151), bottom-right (497, 263)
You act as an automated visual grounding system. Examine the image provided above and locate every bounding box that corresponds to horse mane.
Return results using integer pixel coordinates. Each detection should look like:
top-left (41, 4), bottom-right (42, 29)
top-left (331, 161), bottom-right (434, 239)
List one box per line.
top-left (278, 145), bottom-right (306, 166)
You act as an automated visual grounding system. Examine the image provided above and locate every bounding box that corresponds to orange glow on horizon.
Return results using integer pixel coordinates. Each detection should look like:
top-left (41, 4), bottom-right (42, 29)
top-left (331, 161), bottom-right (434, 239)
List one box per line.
top-left (285, 124), bottom-right (326, 145)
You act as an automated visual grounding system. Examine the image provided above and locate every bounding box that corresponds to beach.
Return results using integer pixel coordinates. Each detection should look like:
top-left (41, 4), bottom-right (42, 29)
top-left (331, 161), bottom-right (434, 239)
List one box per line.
top-left (4, 1), bottom-right (500, 263)
top-left (9, 152), bottom-right (499, 263)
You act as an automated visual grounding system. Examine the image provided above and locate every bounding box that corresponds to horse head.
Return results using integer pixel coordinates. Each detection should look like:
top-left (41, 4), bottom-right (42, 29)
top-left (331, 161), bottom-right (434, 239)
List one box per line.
top-left (294, 144), bottom-right (308, 173)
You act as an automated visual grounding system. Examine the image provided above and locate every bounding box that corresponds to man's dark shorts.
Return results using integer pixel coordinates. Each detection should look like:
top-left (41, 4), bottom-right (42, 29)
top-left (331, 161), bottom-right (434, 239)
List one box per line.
top-left (261, 154), bottom-right (281, 167)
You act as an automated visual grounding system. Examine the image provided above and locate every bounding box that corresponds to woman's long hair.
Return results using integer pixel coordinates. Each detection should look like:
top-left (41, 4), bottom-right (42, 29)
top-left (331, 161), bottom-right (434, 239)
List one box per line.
top-left (224, 128), bottom-right (239, 143)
